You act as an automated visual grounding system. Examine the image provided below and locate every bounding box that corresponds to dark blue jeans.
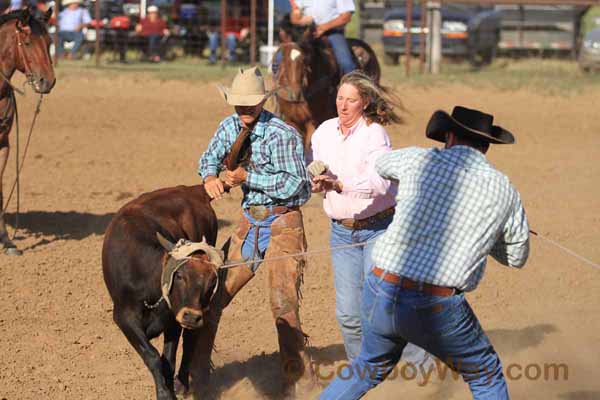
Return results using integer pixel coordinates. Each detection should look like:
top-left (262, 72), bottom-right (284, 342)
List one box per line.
top-left (146, 34), bottom-right (163, 58)
top-left (57, 30), bottom-right (84, 56)
top-left (326, 31), bottom-right (357, 75)
top-left (320, 272), bottom-right (509, 399)
top-left (208, 31), bottom-right (237, 63)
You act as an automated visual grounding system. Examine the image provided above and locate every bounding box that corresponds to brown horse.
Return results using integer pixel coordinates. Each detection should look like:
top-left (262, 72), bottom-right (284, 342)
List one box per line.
top-left (0, 8), bottom-right (55, 254)
top-left (274, 24), bottom-right (381, 150)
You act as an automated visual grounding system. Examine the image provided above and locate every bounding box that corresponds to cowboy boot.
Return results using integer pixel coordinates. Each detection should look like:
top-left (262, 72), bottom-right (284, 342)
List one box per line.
top-left (265, 210), bottom-right (317, 397)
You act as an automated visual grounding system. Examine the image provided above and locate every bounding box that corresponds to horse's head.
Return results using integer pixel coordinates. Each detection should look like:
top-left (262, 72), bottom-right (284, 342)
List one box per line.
top-left (3, 8), bottom-right (56, 93)
top-left (275, 42), bottom-right (309, 102)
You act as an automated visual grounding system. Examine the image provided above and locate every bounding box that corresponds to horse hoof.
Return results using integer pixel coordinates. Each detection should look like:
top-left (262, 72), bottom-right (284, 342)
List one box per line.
top-left (4, 247), bottom-right (22, 256)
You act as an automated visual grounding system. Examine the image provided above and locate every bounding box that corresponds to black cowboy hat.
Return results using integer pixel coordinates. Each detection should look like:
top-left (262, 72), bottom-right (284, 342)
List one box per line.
top-left (426, 106), bottom-right (515, 145)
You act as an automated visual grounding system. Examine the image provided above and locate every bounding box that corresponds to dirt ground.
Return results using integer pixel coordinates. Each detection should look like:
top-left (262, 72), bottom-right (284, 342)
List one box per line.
top-left (0, 70), bottom-right (599, 400)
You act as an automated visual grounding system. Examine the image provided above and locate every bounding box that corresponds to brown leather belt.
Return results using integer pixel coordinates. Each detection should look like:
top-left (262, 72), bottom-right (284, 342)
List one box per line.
top-left (372, 267), bottom-right (458, 297)
top-left (334, 207), bottom-right (395, 230)
top-left (246, 205), bottom-right (298, 221)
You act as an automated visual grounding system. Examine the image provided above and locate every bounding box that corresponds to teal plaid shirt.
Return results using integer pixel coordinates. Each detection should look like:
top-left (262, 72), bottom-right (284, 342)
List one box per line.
top-left (198, 111), bottom-right (311, 208)
top-left (372, 146), bottom-right (530, 292)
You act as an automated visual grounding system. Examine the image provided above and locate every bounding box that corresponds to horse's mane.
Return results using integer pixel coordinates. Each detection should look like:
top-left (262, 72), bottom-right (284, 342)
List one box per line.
top-left (0, 9), bottom-right (46, 34)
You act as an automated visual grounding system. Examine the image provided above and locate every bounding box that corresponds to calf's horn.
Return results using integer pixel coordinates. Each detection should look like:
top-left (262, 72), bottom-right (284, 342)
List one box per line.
top-left (156, 232), bottom-right (175, 252)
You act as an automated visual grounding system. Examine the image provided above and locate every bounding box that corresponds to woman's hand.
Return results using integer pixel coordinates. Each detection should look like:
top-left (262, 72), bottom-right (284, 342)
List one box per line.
top-left (312, 175), bottom-right (343, 193)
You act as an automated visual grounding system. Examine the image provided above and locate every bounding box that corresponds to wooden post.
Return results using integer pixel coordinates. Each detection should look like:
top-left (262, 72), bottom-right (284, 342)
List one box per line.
top-left (221, 0), bottom-right (227, 66)
top-left (94, 0), bottom-right (101, 67)
top-left (250, 0), bottom-right (256, 65)
top-left (419, 0), bottom-right (427, 74)
top-left (405, 0), bottom-right (413, 77)
top-left (430, 1), bottom-right (441, 74)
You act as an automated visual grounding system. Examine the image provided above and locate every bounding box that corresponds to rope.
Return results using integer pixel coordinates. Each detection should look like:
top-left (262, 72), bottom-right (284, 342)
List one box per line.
top-left (0, 69), bottom-right (25, 96)
top-left (0, 89), bottom-right (44, 243)
top-left (220, 230), bottom-right (600, 272)
top-left (220, 239), bottom-right (373, 269)
top-left (529, 230), bottom-right (600, 271)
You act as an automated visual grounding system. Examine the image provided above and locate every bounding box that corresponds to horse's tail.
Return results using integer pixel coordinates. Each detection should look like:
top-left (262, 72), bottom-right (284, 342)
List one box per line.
top-left (347, 38), bottom-right (381, 84)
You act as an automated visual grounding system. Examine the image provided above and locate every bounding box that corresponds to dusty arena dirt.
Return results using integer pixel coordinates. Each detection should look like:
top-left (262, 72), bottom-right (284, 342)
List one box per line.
top-left (0, 70), bottom-right (599, 400)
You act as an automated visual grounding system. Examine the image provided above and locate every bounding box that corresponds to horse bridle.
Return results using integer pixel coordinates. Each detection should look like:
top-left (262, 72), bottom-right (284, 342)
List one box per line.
top-left (15, 25), bottom-right (36, 86)
top-left (275, 43), bottom-right (336, 103)
top-left (0, 22), bottom-right (37, 94)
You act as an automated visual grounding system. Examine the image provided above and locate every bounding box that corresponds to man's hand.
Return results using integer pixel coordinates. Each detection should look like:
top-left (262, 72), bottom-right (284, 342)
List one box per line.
top-left (204, 176), bottom-right (225, 200)
top-left (312, 175), bottom-right (343, 193)
top-left (314, 24), bottom-right (327, 38)
top-left (223, 166), bottom-right (247, 187)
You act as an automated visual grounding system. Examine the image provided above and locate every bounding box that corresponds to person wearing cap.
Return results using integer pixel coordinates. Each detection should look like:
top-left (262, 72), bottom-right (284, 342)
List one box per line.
top-left (320, 106), bottom-right (530, 400)
top-left (136, 5), bottom-right (170, 63)
top-left (196, 67), bottom-right (316, 396)
top-left (57, 0), bottom-right (91, 59)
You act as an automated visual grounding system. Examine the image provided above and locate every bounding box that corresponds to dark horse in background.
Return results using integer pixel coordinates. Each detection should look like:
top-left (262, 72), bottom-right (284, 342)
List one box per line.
top-left (0, 8), bottom-right (55, 254)
top-left (274, 21), bottom-right (381, 150)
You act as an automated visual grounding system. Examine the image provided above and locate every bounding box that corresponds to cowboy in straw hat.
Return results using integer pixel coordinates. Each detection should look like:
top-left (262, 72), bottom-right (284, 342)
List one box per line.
top-left (196, 67), bottom-right (317, 396)
top-left (57, 0), bottom-right (91, 59)
top-left (320, 106), bottom-right (530, 399)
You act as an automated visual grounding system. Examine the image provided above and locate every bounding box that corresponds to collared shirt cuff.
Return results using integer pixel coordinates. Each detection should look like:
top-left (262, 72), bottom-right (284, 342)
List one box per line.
top-left (199, 168), bottom-right (218, 180)
top-left (245, 171), bottom-right (264, 190)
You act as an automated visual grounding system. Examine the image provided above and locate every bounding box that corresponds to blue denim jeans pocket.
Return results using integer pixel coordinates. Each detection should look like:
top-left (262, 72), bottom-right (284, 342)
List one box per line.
top-left (361, 274), bottom-right (398, 337)
top-left (413, 293), bottom-right (467, 337)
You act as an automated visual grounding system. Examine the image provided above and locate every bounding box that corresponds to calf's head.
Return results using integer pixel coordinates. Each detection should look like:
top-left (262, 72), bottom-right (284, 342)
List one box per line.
top-left (156, 233), bottom-right (224, 330)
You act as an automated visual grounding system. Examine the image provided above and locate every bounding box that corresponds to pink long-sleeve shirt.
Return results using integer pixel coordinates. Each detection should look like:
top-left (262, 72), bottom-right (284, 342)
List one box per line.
top-left (310, 117), bottom-right (397, 220)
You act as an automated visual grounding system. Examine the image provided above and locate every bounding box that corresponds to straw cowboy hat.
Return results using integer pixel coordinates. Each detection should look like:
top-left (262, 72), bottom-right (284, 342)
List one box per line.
top-left (426, 106), bottom-right (515, 145)
top-left (62, 0), bottom-right (82, 6)
top-left (217, 67), bottom-right (274, 107)
top-left (147, 5), bottom-right (159, 13)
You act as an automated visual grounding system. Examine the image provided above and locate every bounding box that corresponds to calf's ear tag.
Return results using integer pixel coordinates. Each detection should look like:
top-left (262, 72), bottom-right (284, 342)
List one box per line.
top-left (290, 49), bottom-right (301, 61)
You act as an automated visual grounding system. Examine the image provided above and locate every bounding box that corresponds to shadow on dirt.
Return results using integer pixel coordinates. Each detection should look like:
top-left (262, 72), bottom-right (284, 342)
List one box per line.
top-left (422, 323), bottom-right (559, 400)
top-left (212, 343), bottom-right (346, 399)
top-left (4, 211), bottom-right (231, 251)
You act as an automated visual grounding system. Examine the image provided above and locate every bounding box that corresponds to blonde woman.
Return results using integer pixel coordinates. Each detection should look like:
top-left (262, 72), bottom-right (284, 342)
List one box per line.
top-left (309, 71), bottom-right (428, 365)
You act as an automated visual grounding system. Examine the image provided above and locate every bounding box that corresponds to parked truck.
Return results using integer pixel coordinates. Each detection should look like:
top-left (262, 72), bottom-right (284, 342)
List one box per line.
top-left (496, 5), bottom-right (589, 56)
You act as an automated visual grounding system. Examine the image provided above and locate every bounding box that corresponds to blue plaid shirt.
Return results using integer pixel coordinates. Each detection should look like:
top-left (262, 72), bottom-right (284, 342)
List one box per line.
top-left (372, 146), bottom-right (530, 292)
top-left (198, 111), bottom-right (311, 208)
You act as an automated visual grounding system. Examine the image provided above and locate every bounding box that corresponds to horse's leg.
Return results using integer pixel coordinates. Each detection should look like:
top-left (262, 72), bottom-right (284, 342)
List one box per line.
top-left (0, 144), bottom-right (18, 253)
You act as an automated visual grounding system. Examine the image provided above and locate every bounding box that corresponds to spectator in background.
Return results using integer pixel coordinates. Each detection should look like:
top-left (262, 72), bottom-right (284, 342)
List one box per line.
top-left (33, 0), bottom-right (51, 24)
top-left (57, 0), bottom-right (91, 59)
top-left (136, 5), bottom-right (170, 63)
top-left (208, 29), bottom-right (237, 64)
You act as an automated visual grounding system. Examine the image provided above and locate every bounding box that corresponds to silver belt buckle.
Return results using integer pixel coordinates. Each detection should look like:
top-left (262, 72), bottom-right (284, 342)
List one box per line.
top-left (248, 205), bottom-right (269, 221)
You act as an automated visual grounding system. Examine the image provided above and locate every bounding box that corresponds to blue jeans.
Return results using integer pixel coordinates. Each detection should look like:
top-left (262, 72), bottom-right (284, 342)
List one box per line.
top-left (208, 31), bottom-right (237, 63)
top-left (58, 30), bottom-right (84, 56)
top-left (240, 210), bottom-right (278, 272)
top-left (320, 273), bottom-right (509, 400)
top-left (326, 32), bottom-right (357, 75)
top-left (146, 34), bottom-right (163, 57)
top-left (329, 217), bottom-right (388, 361)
